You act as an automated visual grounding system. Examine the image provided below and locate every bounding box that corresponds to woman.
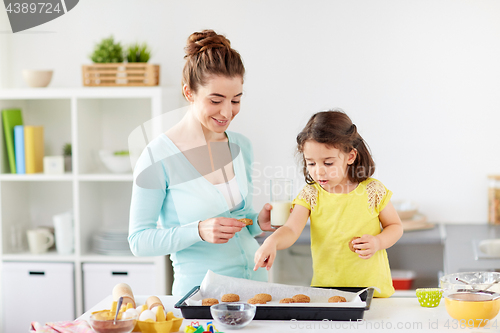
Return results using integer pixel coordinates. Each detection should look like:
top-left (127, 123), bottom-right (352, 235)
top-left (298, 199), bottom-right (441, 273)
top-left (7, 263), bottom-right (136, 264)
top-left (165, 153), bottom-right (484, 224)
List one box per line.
top-left (128, 29), bottom-right (273, 296)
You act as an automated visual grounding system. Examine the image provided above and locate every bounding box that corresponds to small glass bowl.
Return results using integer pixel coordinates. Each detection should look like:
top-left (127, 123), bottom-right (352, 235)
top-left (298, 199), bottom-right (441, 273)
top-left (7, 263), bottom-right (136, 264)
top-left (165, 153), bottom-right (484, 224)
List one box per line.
top-left (210, 303), bottom-right (256, 330)
top-left (416, 288), bottom-right (443, 307)
top-left (89, 312), bottom-right (138, 333)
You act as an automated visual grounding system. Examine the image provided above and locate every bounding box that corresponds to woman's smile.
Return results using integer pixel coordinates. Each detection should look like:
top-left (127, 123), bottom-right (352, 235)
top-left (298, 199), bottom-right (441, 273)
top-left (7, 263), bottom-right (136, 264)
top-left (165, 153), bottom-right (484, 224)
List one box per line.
top-left (212, 117), bottom-right (229, 126)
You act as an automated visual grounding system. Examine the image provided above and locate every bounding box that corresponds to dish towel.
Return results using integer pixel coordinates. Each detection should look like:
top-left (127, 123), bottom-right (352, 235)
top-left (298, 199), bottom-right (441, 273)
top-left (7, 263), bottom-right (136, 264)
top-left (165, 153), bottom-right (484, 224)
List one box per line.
top-left (30, 320), bottom-right (93, 333)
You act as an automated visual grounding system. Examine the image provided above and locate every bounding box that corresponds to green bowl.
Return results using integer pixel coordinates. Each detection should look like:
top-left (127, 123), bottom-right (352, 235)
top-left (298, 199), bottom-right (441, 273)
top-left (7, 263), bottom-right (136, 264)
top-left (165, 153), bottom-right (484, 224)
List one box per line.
top-left (416, 288), bottom-right (443, 307)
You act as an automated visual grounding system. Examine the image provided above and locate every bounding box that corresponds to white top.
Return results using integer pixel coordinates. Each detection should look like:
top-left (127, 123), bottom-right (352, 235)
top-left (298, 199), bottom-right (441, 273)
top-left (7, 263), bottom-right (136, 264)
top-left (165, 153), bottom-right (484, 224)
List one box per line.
top-left (213, 176), bottom-right (244, 212)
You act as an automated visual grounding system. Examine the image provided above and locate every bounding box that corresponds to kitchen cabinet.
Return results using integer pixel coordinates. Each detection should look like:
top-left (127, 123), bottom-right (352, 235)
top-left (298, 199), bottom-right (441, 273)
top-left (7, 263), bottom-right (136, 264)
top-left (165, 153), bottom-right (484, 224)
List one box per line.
top-left (82, 263), bottom-right (156, 312)
top-left (0, 87), bottom-right (181, 325)
top-left (2, 261), bottom-right (74, 333)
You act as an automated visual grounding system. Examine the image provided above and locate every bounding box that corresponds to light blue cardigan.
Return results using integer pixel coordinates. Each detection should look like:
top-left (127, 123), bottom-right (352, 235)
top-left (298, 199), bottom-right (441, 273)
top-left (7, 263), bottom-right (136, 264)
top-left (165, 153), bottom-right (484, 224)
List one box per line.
top-left (128, 131), bottom-right (267, 296)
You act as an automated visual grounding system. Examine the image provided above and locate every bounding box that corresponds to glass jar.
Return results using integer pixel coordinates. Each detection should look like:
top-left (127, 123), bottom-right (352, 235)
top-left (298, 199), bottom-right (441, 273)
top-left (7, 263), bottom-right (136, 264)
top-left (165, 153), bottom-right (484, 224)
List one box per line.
top-left (488, 175), bottom-right (500, 224)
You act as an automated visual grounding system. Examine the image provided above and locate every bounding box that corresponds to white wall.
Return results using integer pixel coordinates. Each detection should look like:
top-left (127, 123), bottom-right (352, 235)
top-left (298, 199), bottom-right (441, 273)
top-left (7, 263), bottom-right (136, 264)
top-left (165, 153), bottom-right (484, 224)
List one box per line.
top-left (1, 0), bottom-right (500, 223)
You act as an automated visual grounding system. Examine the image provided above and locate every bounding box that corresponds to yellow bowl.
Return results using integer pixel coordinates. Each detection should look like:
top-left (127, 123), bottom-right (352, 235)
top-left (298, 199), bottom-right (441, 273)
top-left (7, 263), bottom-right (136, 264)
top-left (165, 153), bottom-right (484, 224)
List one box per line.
top-left (444, 292), bottom-right (500, 327)
top-left (170, 317), bottom-right (183, 332)
top-left (135, 320), bottom-right (173, 333)
top-left (132, 317), bottom-right (183, 333)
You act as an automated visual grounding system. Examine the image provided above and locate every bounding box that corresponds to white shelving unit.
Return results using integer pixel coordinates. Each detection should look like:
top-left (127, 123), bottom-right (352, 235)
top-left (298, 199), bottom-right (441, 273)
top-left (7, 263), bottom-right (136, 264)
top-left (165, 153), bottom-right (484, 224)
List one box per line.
top-left (0, 87), bottom-right (182, 325)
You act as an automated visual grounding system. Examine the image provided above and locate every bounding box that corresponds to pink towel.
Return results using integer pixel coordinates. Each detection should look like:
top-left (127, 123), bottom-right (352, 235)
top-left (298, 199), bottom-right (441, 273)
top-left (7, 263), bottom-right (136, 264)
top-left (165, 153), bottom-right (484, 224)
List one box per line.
top-left (30, 320), bottom-right (93, 333)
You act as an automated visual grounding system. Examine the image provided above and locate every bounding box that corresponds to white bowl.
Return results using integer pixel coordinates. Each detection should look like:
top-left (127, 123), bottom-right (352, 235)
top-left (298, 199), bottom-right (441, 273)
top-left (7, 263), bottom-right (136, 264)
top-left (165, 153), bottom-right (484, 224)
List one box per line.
top-left (393, 200), bottom-right (418, 220)
top-left (22, 70), bottom-right (53, 88)
top-left (99, 150), bottom-right (132, 173)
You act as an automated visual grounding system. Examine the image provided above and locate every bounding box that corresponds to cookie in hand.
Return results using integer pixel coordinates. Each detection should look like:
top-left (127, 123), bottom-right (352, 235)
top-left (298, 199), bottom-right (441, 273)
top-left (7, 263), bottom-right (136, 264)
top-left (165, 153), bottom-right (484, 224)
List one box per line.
top-left (238, 218), bottom-right (253, 225)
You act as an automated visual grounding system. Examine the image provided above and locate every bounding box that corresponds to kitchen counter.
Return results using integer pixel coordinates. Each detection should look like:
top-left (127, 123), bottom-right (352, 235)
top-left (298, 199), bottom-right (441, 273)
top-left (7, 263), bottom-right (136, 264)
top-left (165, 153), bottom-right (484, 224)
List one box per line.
top-left (80, 295), bottom-right (494, 333)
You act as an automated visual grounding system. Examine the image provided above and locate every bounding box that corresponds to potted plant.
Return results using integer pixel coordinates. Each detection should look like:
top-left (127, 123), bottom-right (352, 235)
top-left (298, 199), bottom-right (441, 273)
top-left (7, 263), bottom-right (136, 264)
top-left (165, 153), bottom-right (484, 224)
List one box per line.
top-left (63, 143), bottom-right (72, 172)
top-left (82, 37), bottom-right (159, 86)
top-left (126, 43), bottom-right (151, 63)
top-left (89, 36), bottom-right (124, 63)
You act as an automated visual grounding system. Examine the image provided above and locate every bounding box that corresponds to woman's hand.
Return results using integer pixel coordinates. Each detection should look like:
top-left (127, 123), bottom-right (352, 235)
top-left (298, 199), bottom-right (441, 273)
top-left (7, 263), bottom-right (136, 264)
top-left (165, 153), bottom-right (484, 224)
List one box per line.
top-left (352, 234), bottom-right (381, 259)
top-left (198, 217), bottom-right (246, 243)
top-left (253, 238), bottom-right (277, 271)
top-left (257, 203), bottom-right (274, 231)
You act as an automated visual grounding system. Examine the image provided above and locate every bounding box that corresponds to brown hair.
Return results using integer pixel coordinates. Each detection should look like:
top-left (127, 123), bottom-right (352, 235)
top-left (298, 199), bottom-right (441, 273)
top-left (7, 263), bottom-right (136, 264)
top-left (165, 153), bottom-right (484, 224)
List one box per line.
top-left (182, 29), bottom-right (245, 98)
top-left (296, 110), bottom-right (375, 184)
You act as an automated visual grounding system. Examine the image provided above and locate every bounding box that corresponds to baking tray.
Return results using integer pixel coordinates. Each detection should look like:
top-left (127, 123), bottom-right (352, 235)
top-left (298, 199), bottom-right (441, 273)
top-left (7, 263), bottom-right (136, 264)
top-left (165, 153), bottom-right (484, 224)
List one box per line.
top-left (175, 286), bottom-right (373, 321)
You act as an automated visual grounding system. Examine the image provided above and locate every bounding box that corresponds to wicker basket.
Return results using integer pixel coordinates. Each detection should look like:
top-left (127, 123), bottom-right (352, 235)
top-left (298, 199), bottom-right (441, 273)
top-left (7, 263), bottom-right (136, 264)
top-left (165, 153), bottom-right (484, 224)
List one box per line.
top-left (82, 63), bottom-right (160, 87)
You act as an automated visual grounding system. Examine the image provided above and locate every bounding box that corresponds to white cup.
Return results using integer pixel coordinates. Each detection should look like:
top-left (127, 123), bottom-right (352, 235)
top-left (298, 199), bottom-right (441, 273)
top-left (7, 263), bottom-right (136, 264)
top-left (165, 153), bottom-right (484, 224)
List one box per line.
top-left (27, 228), bottom-right (54, 254)
top-left (270, 178), bottom-right (293, 227)
top-left (53, 212), bottom-right (74, 255)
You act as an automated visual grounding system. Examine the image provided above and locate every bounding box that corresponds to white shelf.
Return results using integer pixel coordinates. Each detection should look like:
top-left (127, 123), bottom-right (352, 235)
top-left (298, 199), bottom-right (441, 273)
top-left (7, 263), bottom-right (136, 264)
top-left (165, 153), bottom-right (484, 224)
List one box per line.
top-left (0, 87), bottom-right (163, 99)
top-left (0, 173), bottom-right (74, 181)
top-left (2, 250), bottom-right (77, 262)
top-left (78, 173), bottom-right (133, 181)
top-left (0, 87), bottom-right (179, 322)
top-left (80, 253), bottom-right (158, 263)
top-left (1, 251), bottom-right (159, 264)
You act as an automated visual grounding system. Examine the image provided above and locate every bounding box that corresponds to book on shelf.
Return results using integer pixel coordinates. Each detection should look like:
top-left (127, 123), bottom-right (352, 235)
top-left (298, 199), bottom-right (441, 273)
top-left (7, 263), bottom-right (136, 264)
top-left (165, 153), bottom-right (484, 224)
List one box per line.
top-left (1, 109), bottom-right (23, 174)
top-left (24, 125), bottom-right (44, 174)
top-left (14, 125), bottom-right (25, 174)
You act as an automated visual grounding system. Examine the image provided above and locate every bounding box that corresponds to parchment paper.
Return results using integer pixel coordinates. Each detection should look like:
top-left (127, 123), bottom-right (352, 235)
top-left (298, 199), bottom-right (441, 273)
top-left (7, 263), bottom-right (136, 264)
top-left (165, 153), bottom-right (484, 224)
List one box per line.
top-left (185, 270), bottom-right (367, 308)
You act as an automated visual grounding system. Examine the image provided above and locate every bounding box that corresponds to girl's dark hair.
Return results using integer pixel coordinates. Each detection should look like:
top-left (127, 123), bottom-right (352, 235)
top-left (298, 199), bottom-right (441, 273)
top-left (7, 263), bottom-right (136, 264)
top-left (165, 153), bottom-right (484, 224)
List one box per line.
top-left (296, 110), bottom-right (375, 185)
top-left (182, 29), bottom-right (245, 98)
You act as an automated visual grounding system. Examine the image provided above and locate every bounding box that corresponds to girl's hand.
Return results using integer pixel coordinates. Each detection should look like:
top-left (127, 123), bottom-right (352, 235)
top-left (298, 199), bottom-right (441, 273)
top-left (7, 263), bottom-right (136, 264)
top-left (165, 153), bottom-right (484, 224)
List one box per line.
top-left (352, 234), bottom-right (381, 259)
top-left (254, 239), bottom-right (277, 271)
top-left (257, 203), bottom-right (274, 231)
top-left (198, 217), bottom-right (246, 243)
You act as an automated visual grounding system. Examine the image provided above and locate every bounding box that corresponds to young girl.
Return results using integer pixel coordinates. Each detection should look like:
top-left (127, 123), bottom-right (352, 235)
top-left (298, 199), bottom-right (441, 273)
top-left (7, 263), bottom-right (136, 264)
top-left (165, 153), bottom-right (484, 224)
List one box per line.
top-left (254, 110), bottom-right (403, 297)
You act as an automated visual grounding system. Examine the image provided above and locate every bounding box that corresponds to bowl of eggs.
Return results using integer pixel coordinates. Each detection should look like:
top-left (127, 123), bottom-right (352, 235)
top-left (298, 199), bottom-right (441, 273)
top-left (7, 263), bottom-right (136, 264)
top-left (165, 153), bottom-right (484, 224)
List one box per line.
top-left (134, 296), bottom-right (183, 333)
top-left (90, 297), bottom-right (183, 333)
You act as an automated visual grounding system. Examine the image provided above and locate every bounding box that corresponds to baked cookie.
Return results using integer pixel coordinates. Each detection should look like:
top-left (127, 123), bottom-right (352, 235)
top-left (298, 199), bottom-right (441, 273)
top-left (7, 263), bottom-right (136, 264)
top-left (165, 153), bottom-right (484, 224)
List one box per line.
top-left (328, 296), bottom-right (347, 303)
top-left (238, 218), bottom-right (253, 226)
top-left (247, 298), bottom-right (266, 304)
top-left (254, 293), bottom-right (272, 302)
top-left (292, 294), bottom-right (310, 303)
top-left (202, 298), bottom-right (219, 306)
top-left (279, 298), bottom-right (294, 303)
top-left (221, 293), bottom-right (240, 302)
top-left (349, 236), bottom-right (360, 252)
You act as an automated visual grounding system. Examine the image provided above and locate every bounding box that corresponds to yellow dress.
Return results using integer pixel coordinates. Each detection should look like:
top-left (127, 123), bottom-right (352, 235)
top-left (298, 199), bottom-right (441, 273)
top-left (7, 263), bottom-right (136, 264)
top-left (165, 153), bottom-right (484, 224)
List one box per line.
top-left (292, 178), bottom-right (395, 297)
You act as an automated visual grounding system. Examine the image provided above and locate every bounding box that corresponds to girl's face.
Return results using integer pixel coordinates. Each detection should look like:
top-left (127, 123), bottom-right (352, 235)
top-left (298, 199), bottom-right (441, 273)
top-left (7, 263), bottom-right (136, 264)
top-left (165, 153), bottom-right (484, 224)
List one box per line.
top-left (303, 140), bottom-right (357, 193)
top-left (184, 75), bottom-right (243, 137)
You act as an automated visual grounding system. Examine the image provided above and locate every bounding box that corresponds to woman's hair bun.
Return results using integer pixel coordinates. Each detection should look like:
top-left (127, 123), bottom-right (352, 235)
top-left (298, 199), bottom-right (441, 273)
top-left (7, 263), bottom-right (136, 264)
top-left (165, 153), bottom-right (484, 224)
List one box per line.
top-left (181, 29), bottom-right (244, 96)
top-left (184, 29), bottom-right (231, 58)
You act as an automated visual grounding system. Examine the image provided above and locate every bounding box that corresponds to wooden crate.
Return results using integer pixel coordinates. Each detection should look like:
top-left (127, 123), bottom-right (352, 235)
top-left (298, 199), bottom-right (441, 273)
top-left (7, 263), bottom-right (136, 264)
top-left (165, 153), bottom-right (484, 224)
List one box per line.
top-left (82, 63), bottom-right (160, 87)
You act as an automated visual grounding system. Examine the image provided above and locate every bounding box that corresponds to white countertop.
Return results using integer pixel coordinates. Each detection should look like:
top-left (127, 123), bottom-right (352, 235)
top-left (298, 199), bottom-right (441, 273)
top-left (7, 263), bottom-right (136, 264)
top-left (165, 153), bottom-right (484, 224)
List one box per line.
top-left (80, 295), bottom-right (499, 333)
